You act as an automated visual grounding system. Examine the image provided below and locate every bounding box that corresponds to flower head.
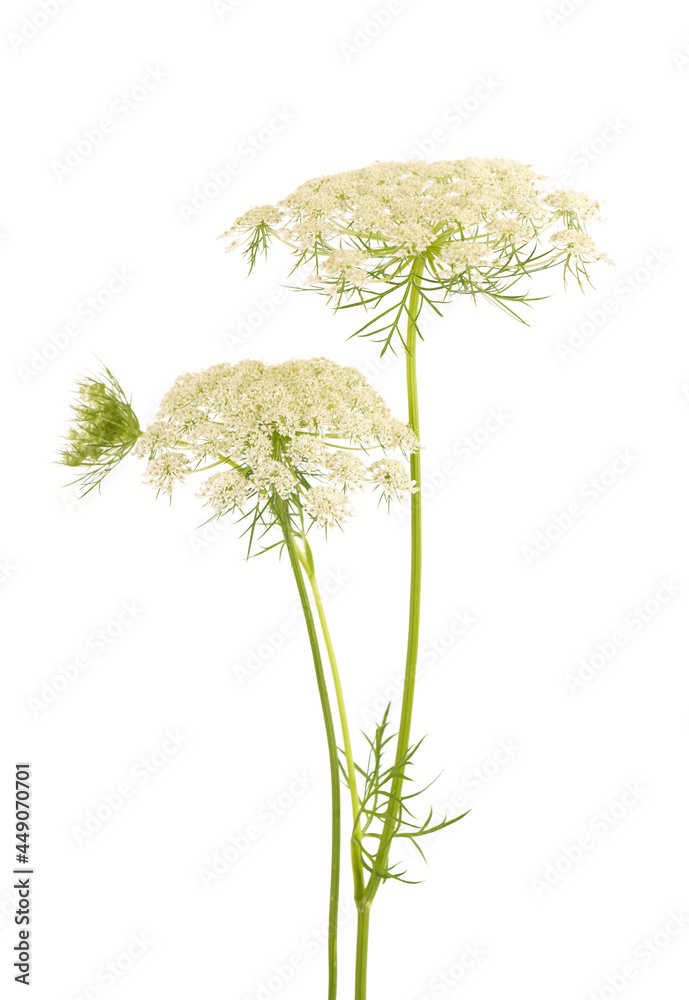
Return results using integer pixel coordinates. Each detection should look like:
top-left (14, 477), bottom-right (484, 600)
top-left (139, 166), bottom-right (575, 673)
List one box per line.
top-left (436, 241), bottom-right (492, 275)
top-left (142, 453), bottom-right (192, 496)
top-left (135, 357), bottom-right (417, 536)
top-left (60, 367), bottom-right (141, 495)
top-left (367, 458), bottom-right (417, 501)
top-left (320, 249), bottom-right (371, 288)
top-left (222, 159), bottom-right (611, 347)
top-left (197, 469), bottom-right (251, 515)
top-left (324, 452), bottom-right (368, 490)
top-left (545, 190), bottom-right (602, 221)
top-left (550, 229), bottom-right (613, 265)
top-left (224, 204), bottom-right (282, 230)
top-left (302, 486), bottom-right (353, 529)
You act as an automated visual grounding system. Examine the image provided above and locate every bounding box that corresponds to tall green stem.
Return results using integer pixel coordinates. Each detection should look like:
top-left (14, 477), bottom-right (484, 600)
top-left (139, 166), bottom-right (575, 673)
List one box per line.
top-left (298, 537), bottom-right (366, 904)
top-left (355, 258), bottom-right (424, 997)
top-left (368, 257), bottom-right (424, 902)
top-left (354, 257), bottom-right (424, 1000)
top-left (395, 263), bottom-right (424, 801)
top-left (280, 514), bottom-right (341, 1000)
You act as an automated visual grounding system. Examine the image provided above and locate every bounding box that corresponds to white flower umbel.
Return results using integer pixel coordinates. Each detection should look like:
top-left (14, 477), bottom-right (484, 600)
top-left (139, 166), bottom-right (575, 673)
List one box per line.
top-left (550, 229), bottom-right (614, 264)
top-left (367, 458), bottom-right (418, 501)
top-left (134, 356), bottom-right (417, 535)
top-left (303, 485), bottom-right (353, 528)
top-left (142, 452), bottom-right (192, 496)
top-left (198, 469), bottom-right (251, 509)
top-left (221, 158), bottom-right (612, 349)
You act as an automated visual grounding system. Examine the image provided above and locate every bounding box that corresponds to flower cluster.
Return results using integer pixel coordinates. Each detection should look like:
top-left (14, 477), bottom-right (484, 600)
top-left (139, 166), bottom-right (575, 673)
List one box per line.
top-left (436, 241), bottom-right (493, 275)
top-left (221, 159), bottom-right (612, 345)
top-left (135, 357), bottom-right (418, 530)
top-left (549, 229), bottom-right (613, 263)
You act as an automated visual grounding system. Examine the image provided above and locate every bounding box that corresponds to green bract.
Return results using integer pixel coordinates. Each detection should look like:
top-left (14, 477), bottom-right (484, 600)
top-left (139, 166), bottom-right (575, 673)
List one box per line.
top-left (60, 367), bottom-right (141, 495)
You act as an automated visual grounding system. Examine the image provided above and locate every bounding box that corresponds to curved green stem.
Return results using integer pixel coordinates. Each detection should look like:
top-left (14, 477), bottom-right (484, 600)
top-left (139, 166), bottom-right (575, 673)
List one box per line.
top-left (279, 512), bottom-right (340, 1000)
top-left (297, 536), bottom-right (366, 904)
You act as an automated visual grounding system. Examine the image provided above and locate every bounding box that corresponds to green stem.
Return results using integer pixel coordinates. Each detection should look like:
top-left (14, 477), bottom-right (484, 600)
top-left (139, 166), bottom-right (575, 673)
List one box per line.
top-left (298, 537), bottom-right (366, 905)
top-left (366, 256), bottom-right (424, 906)
top-left (280, 514), bottom-right (340, 1000)
top-left (354, 905), bottom-right (371, 1000)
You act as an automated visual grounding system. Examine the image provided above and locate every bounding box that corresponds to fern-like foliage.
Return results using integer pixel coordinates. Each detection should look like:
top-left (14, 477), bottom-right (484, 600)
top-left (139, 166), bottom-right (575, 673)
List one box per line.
top-left (348, 705), bottom-right (469, 888)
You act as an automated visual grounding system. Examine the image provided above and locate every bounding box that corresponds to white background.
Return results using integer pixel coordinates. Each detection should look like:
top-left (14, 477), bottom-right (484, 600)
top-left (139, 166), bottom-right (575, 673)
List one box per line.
top-left (2, 1), bottom-right (688, 998)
